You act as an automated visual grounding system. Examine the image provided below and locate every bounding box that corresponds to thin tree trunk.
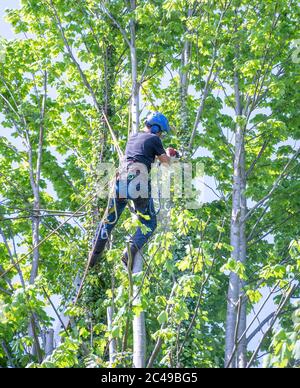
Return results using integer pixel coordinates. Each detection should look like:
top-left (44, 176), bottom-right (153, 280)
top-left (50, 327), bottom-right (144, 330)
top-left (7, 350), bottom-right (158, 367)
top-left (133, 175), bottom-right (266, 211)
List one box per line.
top-left (132, 253), bottom-right (146, 368)
top-left (129, 0), bottom-right (139, 133)
top-left (29, 315), bottom-right (43, 363)
top-left (225, 67), bottom-right (244, 368)
top-left (30, 203), bottom-right (40, 284)
top-left (179, 9), bottom-right (192, 141)
top-left (28, 71), bottom-right (47, 360)
top-left (27, 138), bottom-right (39, 285)
top-left (45, 329), bottom-right (54, 357)
top-left (30, 71), bottom-right (47, 284)
top-left (237, 143), bottom-right (247, 368)
top-left (107, 306), bottom-right (117, 367)
top-left (188, 58), bottom-right (216, 149)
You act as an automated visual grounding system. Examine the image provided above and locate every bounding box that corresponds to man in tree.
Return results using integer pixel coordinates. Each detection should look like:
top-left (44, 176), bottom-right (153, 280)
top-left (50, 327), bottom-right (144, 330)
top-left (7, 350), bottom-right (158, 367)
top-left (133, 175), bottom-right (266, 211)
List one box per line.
top-left (90, 112), bottom-right (178, 268)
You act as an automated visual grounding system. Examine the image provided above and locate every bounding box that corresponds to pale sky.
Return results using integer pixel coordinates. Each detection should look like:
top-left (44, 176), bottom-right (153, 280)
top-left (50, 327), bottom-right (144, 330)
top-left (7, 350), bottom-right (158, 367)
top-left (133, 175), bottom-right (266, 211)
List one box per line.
top-left (0, 0), bottom-right (20, 39)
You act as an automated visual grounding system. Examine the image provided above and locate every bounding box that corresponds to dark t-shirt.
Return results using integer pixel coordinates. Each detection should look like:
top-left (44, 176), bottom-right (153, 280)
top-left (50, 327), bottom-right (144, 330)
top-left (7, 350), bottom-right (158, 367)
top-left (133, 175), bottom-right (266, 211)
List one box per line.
top-left (125, 132), bottom-right (166, 170)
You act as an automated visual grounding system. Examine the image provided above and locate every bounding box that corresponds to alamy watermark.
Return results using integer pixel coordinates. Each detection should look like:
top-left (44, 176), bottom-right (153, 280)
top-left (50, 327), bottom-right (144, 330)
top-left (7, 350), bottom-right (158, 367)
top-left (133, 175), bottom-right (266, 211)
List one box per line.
top-left (96, 161), bottom-right (205, 210)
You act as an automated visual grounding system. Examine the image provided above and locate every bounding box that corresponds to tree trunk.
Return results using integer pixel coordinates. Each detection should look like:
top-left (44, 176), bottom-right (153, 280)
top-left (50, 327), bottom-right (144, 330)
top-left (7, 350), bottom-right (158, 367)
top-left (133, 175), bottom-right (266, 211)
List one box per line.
top-left (129, 0), bottom-right (139, 133)
top-left (132, 252), bottom-right (146, 368)
top-left (28, 71), bottom-right (47, 360)
top-left (179, 8), bottom-right (194, 146)
top-left (45, 329), bottom-right (54, 357)
top-left (30, 199), bottom-right (40, 285)
top-left (179, 40), bottom-right (190, 141)
top-left (225, 68), bottom-right (244, 368)
top-left (28, 315), bottom-right (43, 363)
top-left (107, 306), bottom-right (117, 367)
top-left (237, 142), bottom-right (247, 368)
top-left (30, 71), bottom-right (47, 284)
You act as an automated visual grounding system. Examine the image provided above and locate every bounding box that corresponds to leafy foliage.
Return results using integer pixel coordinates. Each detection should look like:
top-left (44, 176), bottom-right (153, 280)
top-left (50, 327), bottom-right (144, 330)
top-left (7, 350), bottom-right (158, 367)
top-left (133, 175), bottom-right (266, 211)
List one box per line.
top-left (0, 0), bottom-right (299, 369)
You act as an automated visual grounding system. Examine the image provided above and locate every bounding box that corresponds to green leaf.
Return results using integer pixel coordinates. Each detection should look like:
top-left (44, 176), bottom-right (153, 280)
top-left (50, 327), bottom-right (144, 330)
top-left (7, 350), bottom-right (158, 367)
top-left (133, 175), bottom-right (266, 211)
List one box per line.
top-left (246, 290), bottom-right (263, 304)
top-left (157, 311), bottom-right (168, 325)
top-left (111, 326), bottom-right (120, 338)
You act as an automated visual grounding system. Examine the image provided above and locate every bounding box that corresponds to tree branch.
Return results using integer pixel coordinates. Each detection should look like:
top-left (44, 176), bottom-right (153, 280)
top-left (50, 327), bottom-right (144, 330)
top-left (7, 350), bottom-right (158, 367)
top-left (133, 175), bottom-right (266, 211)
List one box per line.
top-left (248, 209), bottom-right (300, 246)
top-left (0, 226), bottom-right (25, 288)
top-left (35, 71), bottom-right (47, 185)
top-left (243, 147), bottom-right (300, 222)
top-left (246, 312), bottom-right (274, 345)
top-left (99, 2), bottom-right (132, 48)
top-left (1, 341), bottom-right (16, 368)
top-left (48, 0), bottom-right (101, 113)
top-left (246, 204), bottom-right (270, 242)
top-left (245, 137), bottom-right (270, 179)
top-left (188, 61), bottom-right (218, 149)
top-left (225, 281), bottom-right (280, 368)
top-left (246, 284), bottom-right (297, 368)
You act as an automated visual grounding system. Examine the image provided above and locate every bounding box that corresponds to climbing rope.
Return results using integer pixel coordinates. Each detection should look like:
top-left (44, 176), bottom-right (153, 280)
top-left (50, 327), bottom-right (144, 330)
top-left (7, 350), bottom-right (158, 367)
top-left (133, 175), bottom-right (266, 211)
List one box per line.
top-left (0, 189), bottom-right (107, 281)
top-left (0, 110), bottom-right (123, 281)
top-left (73, 175), bottom-right (118, 304)
top-left (0, 111), bottom-right (165, 323)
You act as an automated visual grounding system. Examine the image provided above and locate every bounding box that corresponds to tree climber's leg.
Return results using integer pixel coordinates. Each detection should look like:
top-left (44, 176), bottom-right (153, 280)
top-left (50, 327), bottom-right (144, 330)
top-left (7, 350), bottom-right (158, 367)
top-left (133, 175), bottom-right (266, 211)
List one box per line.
top-left (122, 197), bottom-right (157, 268)
top-left (90, 196), bottom-right (127, 267)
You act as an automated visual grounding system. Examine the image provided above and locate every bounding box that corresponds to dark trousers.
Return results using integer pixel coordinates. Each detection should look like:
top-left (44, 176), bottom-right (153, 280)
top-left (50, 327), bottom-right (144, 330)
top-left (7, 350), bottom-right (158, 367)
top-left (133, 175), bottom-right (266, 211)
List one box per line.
top-left (90, 179), bottom-right (157, 267)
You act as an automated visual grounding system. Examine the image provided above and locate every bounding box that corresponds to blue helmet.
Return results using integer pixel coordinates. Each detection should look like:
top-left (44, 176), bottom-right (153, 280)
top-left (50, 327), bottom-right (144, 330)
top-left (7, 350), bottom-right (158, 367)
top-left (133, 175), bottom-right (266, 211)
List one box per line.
top-left (145, 111), bottom-right (171, 135)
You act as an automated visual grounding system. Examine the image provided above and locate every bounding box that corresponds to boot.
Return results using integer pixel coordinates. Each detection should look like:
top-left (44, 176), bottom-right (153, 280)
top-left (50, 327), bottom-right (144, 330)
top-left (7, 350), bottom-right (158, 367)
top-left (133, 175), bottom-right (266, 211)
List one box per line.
top-left (89, 241), bottom-right (107, 268)
top-left (121, 243), bottom-right (139, 270)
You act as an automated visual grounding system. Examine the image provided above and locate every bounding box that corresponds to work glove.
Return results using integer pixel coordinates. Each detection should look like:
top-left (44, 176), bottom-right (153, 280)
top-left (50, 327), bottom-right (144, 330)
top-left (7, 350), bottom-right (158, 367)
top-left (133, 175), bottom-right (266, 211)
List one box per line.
top-left (166, 147), bottom-right (180, 159)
